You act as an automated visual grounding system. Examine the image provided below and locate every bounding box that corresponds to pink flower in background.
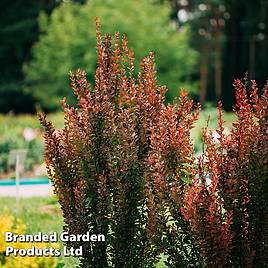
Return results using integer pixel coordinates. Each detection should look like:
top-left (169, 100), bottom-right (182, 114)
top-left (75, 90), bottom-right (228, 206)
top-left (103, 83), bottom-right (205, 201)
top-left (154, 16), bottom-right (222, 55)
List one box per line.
top-left (23, 127), bottom-right (36, 142)
top-left (211, 127), bottom-right (230, 143)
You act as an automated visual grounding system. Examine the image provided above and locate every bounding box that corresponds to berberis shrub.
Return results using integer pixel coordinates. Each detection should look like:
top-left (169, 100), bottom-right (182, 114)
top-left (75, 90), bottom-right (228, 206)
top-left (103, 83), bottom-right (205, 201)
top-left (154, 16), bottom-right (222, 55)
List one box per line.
top-left (181, 80), bottom-right (268, 267)
top-left (40, 19), bottom-right (268, 268)
top-left (39, 18), bottom-right (198, 267)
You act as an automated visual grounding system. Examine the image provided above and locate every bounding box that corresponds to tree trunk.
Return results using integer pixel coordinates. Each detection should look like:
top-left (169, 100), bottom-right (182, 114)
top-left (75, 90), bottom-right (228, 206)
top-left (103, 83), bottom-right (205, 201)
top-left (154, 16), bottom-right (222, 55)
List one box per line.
top-left (215, 30), bottom-right (222, 100)
top-left (249, 35), bottom-right (256, 79)
top-left (199, 44), bottom-right (209, 104)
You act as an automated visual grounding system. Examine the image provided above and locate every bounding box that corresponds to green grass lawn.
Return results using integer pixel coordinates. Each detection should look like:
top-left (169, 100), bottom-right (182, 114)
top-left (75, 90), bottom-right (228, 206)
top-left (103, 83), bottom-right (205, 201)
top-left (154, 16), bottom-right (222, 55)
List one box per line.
top-left (191, 106), bottom-right (235, 153)
top-left (0, 196), bottom-right (167, 267)
top-left (0, 196), bottom-right (79, 267)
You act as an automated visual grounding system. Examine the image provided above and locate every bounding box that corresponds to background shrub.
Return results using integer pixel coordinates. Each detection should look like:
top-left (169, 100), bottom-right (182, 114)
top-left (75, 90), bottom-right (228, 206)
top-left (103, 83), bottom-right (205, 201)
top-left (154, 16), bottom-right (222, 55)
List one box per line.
top-left (0, 115), bottom-right (44, 175)
top-left (25, 0), bottom-right (198, 111)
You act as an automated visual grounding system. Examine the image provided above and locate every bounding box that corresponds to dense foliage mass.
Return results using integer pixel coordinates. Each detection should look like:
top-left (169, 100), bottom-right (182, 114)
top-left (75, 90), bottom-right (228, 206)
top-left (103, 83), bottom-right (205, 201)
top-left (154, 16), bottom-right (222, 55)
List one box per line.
top-left (180, 80), bottom-right (268, 267)
top-left (1, 1), bottom-right (267, 114)
top-left (40, 20), bottom-right (268, 268)
top-left (0, 208), bottom-right (58, 268)
top-left (26, 0), bottom-right (198, 111)
top-left (40, 18), bottom-right (198, 267)
top-left (0, 0), bottom-right (58, 113)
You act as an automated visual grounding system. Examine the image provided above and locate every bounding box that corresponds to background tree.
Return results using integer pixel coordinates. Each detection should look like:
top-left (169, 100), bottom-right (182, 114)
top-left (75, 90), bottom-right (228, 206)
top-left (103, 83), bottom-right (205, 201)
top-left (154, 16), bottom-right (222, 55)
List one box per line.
top-left (24, 0), bottom-right (198, 111)
top-left (0, 0), bottom-right (59, 113)
top-left (2, 0), bottom-right (267, 113)
top-left (168, 0), bottom-right (268, 110)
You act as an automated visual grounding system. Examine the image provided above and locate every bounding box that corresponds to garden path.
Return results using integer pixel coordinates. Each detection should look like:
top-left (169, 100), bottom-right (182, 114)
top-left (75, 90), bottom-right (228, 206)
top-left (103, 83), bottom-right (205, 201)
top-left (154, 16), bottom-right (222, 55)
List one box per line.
top-left (0, 184), bottom-right (52, 197)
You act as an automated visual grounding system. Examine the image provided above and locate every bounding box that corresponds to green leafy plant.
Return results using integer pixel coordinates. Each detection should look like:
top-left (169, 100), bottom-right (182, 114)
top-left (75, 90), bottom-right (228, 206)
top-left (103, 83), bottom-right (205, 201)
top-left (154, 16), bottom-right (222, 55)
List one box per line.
top-left (0, 208), bottom-right (58, 268)
top-left (0, 129), bottom-right (44, 175)
top-left (25, 0), bottom-right (198, 111)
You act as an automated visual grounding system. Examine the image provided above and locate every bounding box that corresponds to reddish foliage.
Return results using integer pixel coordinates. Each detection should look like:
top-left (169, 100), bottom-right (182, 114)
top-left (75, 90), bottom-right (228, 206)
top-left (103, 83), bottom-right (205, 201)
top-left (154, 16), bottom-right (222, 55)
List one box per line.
top-left (39, 16), bottom-right (268, 268)
top-left (182, 79), bottom-right (268, 267)
top-left (39, 18), bottom-right (200, 267)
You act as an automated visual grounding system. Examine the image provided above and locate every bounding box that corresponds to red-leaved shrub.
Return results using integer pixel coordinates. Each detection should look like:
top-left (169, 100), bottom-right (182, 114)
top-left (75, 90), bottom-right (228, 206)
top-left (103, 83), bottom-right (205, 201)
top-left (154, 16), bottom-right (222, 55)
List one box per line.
top-left (39, 16), bottom-right (268, 268)
top-left (39, 18), bottom-right (199, 267)
top-left (181, 80), bottom-right (268, 267)
top-left (144, 90), bottom-right (202, 267)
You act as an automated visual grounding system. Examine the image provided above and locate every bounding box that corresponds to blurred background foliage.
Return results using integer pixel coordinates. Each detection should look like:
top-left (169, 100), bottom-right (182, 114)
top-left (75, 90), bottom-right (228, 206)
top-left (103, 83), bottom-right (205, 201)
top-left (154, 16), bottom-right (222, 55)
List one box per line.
top-left (0, 0), bottom-right (267, 176)
top-left (0, 113), bottom-right (62, 176)
top-left (0, 0), bottom-right (59, 113)
top-left (166, 0), bottom-right (268, 110)
top-left (24, 0), bottom-right (198, 110)
top-left (0, 0), bottom-right (267, 113)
